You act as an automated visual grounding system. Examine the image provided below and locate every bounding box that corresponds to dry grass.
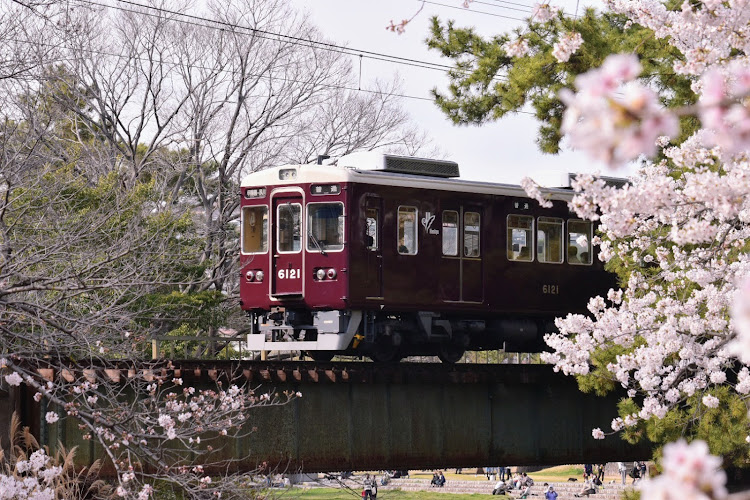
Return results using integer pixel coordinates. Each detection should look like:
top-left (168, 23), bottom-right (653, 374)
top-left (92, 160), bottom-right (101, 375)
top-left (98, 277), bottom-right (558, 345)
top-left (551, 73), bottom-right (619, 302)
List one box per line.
top-left (1, 412), bottom-right (114, 499)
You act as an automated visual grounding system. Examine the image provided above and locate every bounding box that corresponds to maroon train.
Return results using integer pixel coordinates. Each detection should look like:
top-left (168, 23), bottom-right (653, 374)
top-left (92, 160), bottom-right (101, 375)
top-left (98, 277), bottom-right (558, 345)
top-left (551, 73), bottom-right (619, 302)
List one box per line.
top-left (240, 152), bottom-right (615, 362)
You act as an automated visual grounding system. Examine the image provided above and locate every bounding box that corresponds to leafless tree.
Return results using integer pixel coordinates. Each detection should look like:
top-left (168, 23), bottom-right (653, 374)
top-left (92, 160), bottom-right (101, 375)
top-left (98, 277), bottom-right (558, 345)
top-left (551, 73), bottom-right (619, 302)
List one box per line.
top-left (0, 2), bottom-right (60, 80)
top-left (280, 77), bottom-right (436, 164)
top-left (0, 0), bottom-right (434, 495)
top-left (0, 71), bottom-right (286, 495)
top-left (41, 0), bottom-right (433, 311)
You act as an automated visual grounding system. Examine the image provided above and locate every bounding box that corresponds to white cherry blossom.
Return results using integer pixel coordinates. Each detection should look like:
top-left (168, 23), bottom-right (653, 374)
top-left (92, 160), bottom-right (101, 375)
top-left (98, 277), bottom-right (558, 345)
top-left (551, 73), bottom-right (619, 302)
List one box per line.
top-left (5, 372), bottom-right (22, 386)
top-left (531, 2), bottom-right (560, 22)
top-left (503, 37), bottom-right (530, 58)
top-left (552, 31), bottom-right (583, 63)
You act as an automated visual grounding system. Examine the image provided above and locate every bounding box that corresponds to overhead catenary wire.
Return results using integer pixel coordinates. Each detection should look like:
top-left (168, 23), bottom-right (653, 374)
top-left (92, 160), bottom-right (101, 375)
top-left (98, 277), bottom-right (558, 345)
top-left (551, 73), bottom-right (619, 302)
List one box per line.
top-left (465, 0), bottom-right (534, 13)
top-left (69, 0), bottom-right (456, 76)
top-left (6, 38), bottom-right (543, 119)
top-left (3, 35), bottom-right (442, 104)
top-left (69, 0), bottom-right (517, 83)
top-left (104, 0), bottom-right (468, 74)
top-left (78, 0), bottom-right (522, 82)
top-left (5, 0), bottom-right (538, 116)
top-left (479, 0), bottom-right (536, 10)
top-left (434, 0), bottom-right (580, 19)
top-left (420, 0), bottom-right (526, 21)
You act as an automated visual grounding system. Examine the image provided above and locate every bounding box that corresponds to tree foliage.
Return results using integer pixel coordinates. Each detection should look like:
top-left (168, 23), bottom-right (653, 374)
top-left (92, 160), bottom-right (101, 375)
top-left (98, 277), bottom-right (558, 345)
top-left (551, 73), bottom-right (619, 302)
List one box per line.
top-left (426, 8), bottom-right (698, 153)
top-left (425, 0), bottom-right (750, 475)
top-left (0, 0), bottom-right (432, 496)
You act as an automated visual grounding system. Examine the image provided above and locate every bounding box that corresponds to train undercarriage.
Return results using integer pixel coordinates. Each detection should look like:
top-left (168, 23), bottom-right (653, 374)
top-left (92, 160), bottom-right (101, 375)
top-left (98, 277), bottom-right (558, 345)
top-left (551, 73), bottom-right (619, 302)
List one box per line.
top-left (246, 308), bottom-right (556, 363)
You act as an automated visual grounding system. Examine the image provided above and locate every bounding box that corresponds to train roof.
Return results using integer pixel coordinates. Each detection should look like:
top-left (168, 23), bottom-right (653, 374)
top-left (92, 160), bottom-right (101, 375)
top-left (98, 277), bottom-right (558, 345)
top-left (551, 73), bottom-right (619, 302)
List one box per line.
top-left (240, 154), bottom-right (578, 202)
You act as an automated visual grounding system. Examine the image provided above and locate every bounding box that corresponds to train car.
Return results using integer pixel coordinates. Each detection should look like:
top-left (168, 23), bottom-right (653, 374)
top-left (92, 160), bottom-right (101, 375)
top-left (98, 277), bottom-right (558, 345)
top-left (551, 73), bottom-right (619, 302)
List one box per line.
top-left (239, 152), bottom-right (615, 362)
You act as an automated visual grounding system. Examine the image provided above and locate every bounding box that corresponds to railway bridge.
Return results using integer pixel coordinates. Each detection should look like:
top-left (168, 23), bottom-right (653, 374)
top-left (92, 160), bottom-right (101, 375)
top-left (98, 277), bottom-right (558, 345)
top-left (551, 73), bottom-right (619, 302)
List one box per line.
top-left (5, 361), bottom-right (649, 473)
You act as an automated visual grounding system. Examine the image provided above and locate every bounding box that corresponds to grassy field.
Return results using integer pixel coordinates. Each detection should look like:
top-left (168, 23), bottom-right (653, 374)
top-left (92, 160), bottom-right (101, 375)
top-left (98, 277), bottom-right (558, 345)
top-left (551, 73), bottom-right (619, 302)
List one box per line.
top-left (280, 490), bottom-right (510, 500)
top-left (529, 465), bottom-right (587, 482)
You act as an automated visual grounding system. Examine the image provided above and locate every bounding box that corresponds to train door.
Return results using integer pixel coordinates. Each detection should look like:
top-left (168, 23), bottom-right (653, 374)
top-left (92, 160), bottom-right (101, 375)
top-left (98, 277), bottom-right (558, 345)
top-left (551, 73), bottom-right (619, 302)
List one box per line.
top-left (364, 196), bottom-right (383, 299)
top-left (439, 209), bottom-right (461, 301)
top-left (461, 207), bottom-right (483, 302)
top-left (439, 206), bottom-right (483, 302)
top-left (271, 193), bottom-right (304, 297)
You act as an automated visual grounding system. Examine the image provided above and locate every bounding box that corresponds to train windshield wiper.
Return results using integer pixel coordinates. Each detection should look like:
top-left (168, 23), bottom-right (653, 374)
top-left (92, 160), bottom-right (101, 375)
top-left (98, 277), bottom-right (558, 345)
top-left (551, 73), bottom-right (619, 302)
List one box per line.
top-left (309, 231), bottom-right (327, 256)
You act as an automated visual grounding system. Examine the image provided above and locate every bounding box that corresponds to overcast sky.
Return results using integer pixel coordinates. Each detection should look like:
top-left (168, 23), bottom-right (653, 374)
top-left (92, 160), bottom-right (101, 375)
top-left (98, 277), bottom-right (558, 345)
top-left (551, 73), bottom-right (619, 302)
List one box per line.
top-left (286, 0), bottom-right (631, 185)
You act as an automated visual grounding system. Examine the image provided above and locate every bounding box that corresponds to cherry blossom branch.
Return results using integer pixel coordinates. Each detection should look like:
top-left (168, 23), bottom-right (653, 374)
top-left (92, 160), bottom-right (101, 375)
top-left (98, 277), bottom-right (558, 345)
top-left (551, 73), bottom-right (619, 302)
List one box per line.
top-left (386, 1), bottom-right (425, 34)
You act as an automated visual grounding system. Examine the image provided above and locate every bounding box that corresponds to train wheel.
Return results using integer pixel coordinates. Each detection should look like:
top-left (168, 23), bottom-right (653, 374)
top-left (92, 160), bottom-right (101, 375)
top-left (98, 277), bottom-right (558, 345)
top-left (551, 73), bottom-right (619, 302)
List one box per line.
top-left (437, 343), bottom-right (465, 364)
top-left (308, 351), bottom-right (335, 362)
top-left (370, 341), bottom-right (401, 363)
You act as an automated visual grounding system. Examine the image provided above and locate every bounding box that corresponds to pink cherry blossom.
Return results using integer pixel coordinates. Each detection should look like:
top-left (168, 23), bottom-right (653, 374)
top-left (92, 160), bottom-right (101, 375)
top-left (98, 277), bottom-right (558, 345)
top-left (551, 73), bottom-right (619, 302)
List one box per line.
top-left (552, 32), bottom-right (584, 63)
top-left (4, 372), bottom-right (22, 386)
top-left (560, 55), bottom-right (679, 166)
top-left (701, 394), bottom-right (719, 408)
top-left (520, 177), bottom-right (553, 208)
top-left (730, 276), bottom-right (750, 364)
top-left (503, 37), bottom-right (530, 58)
top-left (531, 2), bottom-right (560, 22)
top-left (657, 440), bottom-right (727, 497)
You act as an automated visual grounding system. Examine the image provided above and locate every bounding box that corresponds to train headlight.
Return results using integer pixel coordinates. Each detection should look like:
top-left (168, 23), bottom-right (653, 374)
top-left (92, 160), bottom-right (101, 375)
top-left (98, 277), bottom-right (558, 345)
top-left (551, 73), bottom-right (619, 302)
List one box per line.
top-left (279, 168), bottom-right (297, 180)
top-left (327, 268), bottom-right (337, 280)
top-left (255, 270), bottom-right (264, 282)
top-left (316, 268), bottom-right (326, 281)
top-left (245, 270), bottom-right (255, 282)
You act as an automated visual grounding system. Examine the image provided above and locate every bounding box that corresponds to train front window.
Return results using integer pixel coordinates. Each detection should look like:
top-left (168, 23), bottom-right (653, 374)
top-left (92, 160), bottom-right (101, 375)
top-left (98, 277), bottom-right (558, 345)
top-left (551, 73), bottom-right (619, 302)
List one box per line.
top-left (307, 202), bottom-right (344, 252)
top-left (397, 206), bottom-right (418, 255)
top-left (464, 212), bottom-right (480, 257)
top-left (507, 214), bottom-right (533, 262)
top-left (568, 220), bottom-right (592, 265)
top-left (277, 203), bottom-right (301, 253)
top-left (537, 217), bottom-right (563, 263)
top-left (442, 210), bottom-right (458, 256)
top-left (241, 206), bottom-right (268, 254)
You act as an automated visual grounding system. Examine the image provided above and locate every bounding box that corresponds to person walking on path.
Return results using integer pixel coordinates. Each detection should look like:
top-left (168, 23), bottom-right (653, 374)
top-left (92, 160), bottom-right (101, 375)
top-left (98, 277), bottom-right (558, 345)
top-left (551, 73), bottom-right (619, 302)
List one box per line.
top-left (596, 463), bottom-right (605, 483)
top-left (617, 462), bottom-right (627, 485)
top-left (631, 461), bottom-right (642, 484)
top-left (638, 461), bottom-right (647, 480)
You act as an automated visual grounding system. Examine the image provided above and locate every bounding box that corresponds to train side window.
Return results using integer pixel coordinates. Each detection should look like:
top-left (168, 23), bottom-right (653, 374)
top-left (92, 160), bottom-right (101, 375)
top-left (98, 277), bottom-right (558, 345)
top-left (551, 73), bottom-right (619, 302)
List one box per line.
top-left (397, 206), bottom-right (418, 255)
top-left (507, 214), bottom-right (533, 262)
top-left (568, 219), bottom-right (592, 265)
top-left (241, 205), bottom-right (268, 254)
top-left (537, 217), bottom-right (563, 263)
top-left (442, 210), bottom-right (458, 256)
top-left (464, 212), bottom-right (480, 257)
top-left (366, 208), bottom-right (379, 250)
top-left (277, 203), bottom-right (301, 253)
top-left (307, 202), bottom-right (344, 252)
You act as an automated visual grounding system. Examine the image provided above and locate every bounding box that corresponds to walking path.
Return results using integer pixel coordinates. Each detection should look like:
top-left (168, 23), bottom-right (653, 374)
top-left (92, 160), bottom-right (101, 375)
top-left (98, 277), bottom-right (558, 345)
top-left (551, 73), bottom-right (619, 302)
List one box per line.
top-left (383, 478), bottom-right (633, 499)
top-left (305, 476), bottom-right (636, 499)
